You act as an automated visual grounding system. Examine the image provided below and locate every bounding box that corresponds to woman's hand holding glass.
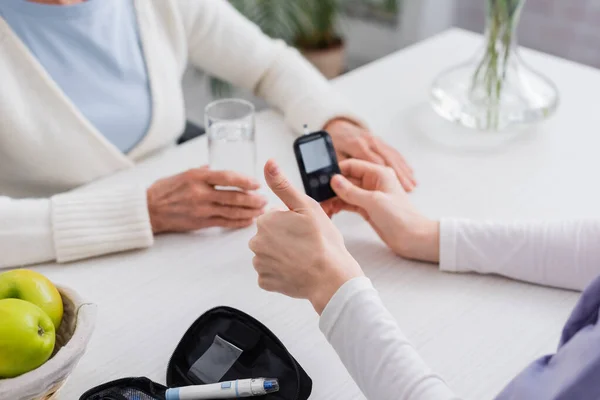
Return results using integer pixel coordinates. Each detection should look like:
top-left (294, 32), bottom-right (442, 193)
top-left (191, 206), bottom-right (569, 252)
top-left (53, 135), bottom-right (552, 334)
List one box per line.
top-left (147, 167), bottom-right (267, 234)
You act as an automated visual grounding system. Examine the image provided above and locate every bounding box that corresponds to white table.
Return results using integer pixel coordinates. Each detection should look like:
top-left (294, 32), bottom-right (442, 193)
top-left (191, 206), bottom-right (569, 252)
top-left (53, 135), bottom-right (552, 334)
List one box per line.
top-left (37, 29), bottom-right (600, 399)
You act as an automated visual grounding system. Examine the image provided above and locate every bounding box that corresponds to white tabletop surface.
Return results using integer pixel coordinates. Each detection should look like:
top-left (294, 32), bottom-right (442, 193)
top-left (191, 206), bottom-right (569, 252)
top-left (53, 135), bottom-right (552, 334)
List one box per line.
top-left (36, 29), bottom-right (600, 399)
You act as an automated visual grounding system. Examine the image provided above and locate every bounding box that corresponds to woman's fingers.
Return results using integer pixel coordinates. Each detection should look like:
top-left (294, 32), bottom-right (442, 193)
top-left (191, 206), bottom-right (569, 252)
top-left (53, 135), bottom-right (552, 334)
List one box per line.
top-left (209, 204), bottom-right (265, 220)
top-left (210, 189), bottom-right (267, 209)
top-left (339, 158), bottom-right (388, 180)
top-left (372, 137), bottom-right (416, 191)
top-left (199, 217), bottom-right (254, 229)
top-left (147, 214), bottom-right (254, 232)
top-left (192, 168), bottom-right (261, 190)
top-left (148, 167), bottom-right (266, 233)
top-left (330, 175), bottom-right (374, 208)
top-left (347, 139), bottom-right (386, 165)
top-left (339, 159), bottom-right (401, 193)
top-left (264, 159), bottom-right (311, 211)
top-left (320, 198), bottom-right (338, 218)
top-left (338, 203), bottom-right (370, 220)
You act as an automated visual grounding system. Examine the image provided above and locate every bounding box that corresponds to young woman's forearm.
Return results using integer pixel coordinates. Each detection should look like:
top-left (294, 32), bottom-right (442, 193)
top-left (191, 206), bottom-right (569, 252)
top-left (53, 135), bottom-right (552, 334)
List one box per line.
top-left (439, 219), bottom-right (600, 291)
top-left (320, 277), bottom-right (461, 400)
top-left (400, 219), bottom-right (441, 264)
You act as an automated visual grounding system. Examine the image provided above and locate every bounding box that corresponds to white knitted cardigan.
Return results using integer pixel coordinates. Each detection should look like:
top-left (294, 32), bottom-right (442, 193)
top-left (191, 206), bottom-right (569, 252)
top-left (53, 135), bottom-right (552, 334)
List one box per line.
top-left (0, 0), bottom-right (361, 268)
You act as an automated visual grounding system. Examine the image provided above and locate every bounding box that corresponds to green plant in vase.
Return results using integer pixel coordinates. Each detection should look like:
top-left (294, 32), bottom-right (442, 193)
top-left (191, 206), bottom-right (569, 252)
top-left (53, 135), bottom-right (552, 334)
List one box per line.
top-left (472, 0), bottom-right (523, 128)
top-left (430, 0), bottom-right (559, 131)
top-left (210, 0), bottom-right (348, 98)
top-left (211, 0), bottom-right (401, 97)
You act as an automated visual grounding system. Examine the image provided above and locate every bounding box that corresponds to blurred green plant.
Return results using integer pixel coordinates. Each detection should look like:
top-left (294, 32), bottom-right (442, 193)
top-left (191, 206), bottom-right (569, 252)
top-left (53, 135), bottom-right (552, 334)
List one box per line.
top-left (471, 0), bottom-right (524, 128)
top-left (209, 0), bottom-right (400, 98)
top-left (381, 0), bottom-right (399, 13)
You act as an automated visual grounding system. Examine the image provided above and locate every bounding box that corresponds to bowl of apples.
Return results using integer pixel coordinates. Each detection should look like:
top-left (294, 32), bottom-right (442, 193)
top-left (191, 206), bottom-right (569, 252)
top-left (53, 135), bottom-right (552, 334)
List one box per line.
top-left (0, 269), bottom-right (97, 400)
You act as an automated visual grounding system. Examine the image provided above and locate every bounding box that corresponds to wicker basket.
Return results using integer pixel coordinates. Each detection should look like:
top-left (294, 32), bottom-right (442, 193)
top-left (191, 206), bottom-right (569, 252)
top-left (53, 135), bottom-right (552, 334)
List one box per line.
top-left (0, 286), bottom-right (97, 400)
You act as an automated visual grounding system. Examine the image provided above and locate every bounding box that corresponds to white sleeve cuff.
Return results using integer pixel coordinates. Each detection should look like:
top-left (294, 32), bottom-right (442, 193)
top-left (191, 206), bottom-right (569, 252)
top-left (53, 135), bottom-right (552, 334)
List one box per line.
top-left (0, 197), bottom-right (55, 268)
top-left (319, 276), bottom-right (374, 338)
top-left (439, 218), bottom-right (458, 273)
top-left (51, 187), bottom-right (154, 263)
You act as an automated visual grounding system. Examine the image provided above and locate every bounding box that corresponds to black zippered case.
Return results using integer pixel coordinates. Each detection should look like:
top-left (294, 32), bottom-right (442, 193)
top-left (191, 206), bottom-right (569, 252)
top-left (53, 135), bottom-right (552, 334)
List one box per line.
top-left (79, 307), bottom-right (312, 400)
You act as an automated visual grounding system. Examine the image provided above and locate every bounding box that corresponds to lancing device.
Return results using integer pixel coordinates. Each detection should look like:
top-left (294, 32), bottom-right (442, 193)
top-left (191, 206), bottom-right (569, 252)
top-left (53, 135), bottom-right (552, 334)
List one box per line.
top-left (165, 378), bottom-right (279, 400)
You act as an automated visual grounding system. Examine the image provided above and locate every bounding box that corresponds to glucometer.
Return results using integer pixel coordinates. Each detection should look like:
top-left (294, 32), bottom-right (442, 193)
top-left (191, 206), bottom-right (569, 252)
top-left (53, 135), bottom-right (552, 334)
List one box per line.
top-left (293, 128), bottom-right (341, 202)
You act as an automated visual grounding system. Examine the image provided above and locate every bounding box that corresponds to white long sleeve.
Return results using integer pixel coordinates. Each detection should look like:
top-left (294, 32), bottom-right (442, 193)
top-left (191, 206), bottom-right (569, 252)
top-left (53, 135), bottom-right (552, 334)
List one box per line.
top-left (0, 197), bottom-right (55, 267)
top-left (318, 219), bottom-right (600, 399)
top-left (0, 188), bottom-right (153, 268)
top-left (1, 0), bottom-right (362, 268)
top-left (440, 218), bottom-right (600, 291)
top-left (177, 0), bottom-right (364, 134)
top-left (320, 277), bottom-right (460, 400)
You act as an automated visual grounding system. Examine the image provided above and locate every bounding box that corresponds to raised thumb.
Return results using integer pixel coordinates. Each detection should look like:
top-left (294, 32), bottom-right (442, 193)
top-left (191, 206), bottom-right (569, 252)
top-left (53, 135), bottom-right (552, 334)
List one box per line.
top-left (264, 159), bottom-right (307, 210)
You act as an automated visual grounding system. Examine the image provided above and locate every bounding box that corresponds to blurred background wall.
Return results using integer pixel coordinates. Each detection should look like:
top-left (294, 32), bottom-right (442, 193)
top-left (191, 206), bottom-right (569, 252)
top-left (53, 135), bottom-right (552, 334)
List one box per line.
top-left (345, 0), bottom-right (600, 69)
top-left (455, 0), bottom-right (600, 69)
top-left (184, 0), bottom-right (600, 125)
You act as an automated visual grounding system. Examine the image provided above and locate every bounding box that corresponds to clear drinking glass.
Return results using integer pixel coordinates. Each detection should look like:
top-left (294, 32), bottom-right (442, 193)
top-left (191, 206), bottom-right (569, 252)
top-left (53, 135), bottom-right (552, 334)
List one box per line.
top-left (205, 99), bottom-right (256, 179)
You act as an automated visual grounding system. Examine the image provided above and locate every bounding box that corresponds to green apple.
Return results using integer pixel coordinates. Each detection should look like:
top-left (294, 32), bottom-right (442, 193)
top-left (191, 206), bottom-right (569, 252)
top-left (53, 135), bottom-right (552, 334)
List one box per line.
top-left (0, 298), bottom-right (56, 378)
top-left (0, 269), bottom-right (63, 330)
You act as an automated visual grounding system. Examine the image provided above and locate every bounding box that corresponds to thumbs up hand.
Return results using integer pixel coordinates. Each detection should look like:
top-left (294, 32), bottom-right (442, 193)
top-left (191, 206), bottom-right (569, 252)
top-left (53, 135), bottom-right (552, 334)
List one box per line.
top-left (249, 160), bottom-right (363, 314)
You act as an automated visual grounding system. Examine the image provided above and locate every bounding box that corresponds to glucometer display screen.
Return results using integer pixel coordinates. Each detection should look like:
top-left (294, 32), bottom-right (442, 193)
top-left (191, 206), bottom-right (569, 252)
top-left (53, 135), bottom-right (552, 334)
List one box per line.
top-left (299, 138), bottom-right (332, 173)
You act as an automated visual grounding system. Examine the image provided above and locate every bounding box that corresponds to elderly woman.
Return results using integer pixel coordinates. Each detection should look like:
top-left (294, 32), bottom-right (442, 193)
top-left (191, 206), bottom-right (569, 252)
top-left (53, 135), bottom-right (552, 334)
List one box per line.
top-left (0, 0), bottom-right (415, 268)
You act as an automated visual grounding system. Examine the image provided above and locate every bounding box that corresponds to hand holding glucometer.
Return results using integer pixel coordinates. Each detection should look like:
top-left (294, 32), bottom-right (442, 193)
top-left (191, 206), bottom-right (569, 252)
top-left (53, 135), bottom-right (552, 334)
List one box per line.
top-left (293, 128), bottom-right (341, 202)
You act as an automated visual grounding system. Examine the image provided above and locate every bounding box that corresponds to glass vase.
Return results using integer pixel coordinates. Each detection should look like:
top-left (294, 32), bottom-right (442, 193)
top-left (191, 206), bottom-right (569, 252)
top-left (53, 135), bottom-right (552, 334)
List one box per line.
top-left (430, 0), bottom-right (559, 131)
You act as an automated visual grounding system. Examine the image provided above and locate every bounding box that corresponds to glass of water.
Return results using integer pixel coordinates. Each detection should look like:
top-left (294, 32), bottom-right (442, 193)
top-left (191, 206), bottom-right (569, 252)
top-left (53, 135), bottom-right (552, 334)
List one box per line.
top-left (205, 98), bottom-right (256, 179)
